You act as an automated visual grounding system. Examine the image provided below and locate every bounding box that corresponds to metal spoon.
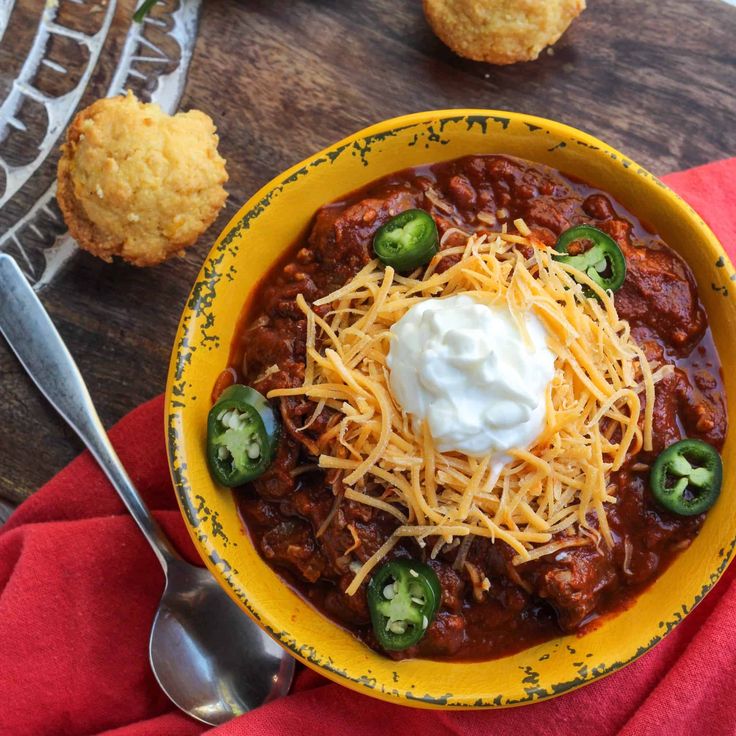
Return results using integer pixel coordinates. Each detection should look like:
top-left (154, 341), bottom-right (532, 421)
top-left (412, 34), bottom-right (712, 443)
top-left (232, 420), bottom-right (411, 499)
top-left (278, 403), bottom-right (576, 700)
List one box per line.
top-left (0, 254), bottom-right (295, 725)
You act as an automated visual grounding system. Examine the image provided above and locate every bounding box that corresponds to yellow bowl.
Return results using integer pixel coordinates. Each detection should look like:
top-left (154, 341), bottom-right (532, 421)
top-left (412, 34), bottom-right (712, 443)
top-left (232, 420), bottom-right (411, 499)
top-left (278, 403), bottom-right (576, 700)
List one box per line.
top-left (166, 110), bottom-right (736, 708)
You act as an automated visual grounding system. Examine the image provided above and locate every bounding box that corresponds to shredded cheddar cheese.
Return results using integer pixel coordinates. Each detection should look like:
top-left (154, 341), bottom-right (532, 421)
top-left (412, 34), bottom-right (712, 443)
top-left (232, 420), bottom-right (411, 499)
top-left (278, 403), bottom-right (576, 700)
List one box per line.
top-left (268, 229), bottom-right (667, 595)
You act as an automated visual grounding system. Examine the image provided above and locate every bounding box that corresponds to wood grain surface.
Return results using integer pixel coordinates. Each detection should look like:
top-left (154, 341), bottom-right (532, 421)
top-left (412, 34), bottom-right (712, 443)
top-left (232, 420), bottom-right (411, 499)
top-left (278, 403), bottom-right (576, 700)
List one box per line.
top-left (1, 0), bottom-right (735, 508)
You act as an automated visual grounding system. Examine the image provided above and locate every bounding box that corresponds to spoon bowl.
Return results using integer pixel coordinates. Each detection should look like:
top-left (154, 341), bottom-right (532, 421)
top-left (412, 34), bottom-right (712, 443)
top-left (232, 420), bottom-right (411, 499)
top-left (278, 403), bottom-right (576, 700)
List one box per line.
top-left (150, 560), bottom-right (294, 725)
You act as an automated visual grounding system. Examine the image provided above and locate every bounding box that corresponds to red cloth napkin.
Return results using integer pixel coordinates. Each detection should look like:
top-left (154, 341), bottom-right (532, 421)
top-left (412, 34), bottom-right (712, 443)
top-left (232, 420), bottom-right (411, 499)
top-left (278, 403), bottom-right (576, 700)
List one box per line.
top-left (1, 159), bottom-right (735, 736)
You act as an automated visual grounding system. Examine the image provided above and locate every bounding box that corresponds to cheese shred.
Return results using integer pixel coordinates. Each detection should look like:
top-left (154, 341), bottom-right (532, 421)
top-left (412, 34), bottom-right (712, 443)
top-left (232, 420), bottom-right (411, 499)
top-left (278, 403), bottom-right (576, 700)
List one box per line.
top-left (268, 231), bottom-right (666, 595)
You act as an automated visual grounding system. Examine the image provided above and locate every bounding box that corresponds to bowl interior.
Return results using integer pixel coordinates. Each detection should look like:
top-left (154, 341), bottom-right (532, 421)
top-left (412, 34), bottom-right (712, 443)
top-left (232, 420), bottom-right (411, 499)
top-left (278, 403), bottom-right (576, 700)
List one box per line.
top-left (166, 110), bottom-right (736, 708)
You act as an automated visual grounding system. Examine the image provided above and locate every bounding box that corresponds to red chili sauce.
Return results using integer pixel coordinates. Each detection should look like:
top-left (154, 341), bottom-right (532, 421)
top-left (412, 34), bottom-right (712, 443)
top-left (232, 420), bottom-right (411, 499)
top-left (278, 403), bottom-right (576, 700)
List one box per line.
top-left (219, 155), bottom-right (727, 661)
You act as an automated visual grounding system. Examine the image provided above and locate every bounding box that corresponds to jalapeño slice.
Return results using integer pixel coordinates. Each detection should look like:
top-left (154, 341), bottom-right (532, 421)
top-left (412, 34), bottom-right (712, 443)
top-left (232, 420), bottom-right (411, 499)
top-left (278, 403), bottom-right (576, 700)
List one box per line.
top-left (553, 224), bottom-right (626, 293)
top-left (649, 438), bottom-right (722, 516)
top-left (373, 209), bottom-right (439, 272)
top-left (367, 559), bottom-right (441, 651)
top-left (206, 384), bottom-right (280, 487)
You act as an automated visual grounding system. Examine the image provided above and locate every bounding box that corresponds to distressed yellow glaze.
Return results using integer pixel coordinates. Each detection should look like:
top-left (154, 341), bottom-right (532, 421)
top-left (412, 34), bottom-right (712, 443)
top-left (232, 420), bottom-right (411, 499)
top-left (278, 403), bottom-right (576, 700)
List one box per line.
top-left (166, 111), bottom-right (736, 708)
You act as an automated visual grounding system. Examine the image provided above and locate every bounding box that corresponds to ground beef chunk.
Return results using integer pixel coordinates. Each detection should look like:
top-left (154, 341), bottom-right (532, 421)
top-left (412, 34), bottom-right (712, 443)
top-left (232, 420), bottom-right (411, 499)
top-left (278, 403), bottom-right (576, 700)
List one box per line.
top-left (238, 496), bottom-right (283, 528)
top-left (428, 560), bottom-right (464, 613)
top-left (392, 611), bottom-right (466, 660)
top-left (322, 574), bottom-right (371, 626)
top-left (260, 519), bottom-right (328, 584)
top-left (677, 368), bottom-right (727, 447)
top-left (614, 242), bottom-right (707, 354)
top-left (524, 547), bottom-right (617, 630)
top-left (630, 332), bottom-right (727, 456)
top-left (250, 436), bottom-right (300, 501)
top-left (582, 193), bottom-right (616, 220)
top-left (308, 188), bottom-right (422, 285)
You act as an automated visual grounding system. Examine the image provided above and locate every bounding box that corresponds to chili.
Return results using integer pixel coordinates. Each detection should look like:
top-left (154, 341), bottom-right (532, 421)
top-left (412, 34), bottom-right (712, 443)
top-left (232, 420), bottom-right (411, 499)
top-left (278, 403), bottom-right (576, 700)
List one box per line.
top-left (231, 154), bottom-right (728, 661)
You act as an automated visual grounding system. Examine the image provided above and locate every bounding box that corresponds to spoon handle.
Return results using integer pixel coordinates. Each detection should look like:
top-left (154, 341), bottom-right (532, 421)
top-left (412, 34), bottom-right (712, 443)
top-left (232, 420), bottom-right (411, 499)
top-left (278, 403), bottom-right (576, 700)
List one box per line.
top-left (0, 254), bottom-right (179, 570)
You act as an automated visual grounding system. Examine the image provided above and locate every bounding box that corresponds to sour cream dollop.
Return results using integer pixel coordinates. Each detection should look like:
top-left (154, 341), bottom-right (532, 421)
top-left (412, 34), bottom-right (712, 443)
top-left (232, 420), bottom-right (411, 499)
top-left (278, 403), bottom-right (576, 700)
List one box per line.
top-left (386, 294), bottom-right (555, 457)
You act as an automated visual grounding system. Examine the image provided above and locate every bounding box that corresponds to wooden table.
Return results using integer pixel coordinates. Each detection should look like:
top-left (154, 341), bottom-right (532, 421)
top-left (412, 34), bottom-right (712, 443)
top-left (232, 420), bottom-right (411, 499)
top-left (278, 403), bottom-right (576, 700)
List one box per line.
top-left (1, 0), bottom-right (735, 508)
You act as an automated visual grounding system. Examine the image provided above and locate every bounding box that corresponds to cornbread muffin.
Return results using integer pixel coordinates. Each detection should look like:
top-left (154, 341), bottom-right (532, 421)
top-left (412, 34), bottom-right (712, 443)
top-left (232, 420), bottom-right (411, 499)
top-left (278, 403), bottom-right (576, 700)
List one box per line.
top-left (57, 92), bottom-right (228, 266)
top-left (423, 0), bottom-right (586, 65)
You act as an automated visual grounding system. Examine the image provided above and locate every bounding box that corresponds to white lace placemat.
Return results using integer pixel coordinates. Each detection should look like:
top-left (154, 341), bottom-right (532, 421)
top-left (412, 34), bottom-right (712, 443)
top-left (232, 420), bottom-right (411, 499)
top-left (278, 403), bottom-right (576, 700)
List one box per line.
top-left (0, 0), bottom-right (201, 290)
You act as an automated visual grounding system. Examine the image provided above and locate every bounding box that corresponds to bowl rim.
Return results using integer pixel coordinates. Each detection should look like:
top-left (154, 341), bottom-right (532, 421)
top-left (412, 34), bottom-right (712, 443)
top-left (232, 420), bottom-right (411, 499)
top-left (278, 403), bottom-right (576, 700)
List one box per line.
top-left (166, 108), bottom-right (736, 708)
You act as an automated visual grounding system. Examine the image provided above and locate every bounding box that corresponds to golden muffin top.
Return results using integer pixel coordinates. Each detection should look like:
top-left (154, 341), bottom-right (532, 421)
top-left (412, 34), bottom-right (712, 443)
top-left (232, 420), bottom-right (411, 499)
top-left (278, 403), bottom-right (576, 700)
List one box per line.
top-left (423, 0), bottom-right (586, 65)
top-left (57, 91), bottom-right (228, 267)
